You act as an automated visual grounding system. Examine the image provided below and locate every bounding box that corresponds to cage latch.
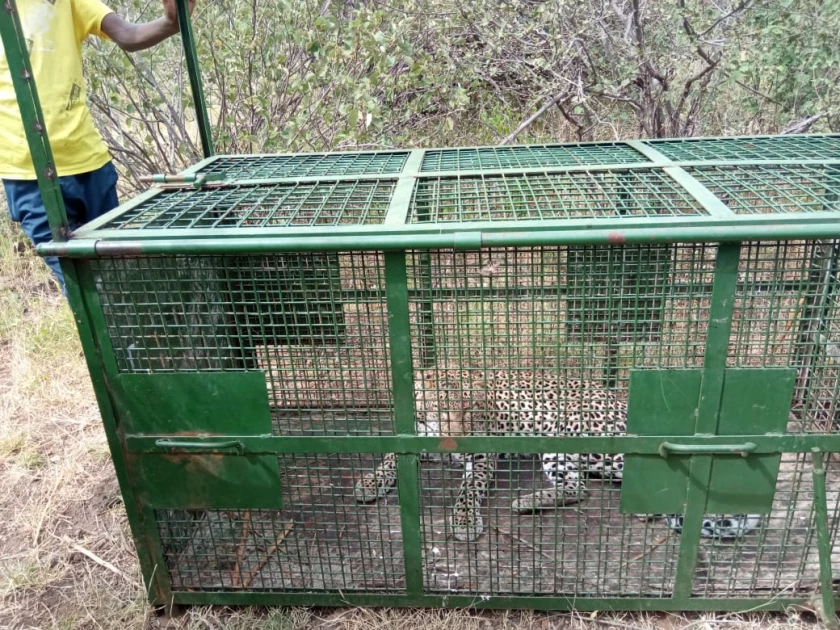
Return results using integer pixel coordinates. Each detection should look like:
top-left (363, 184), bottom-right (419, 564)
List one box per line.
top-left (154, 438), bottom-right (245, 455)
top-left (657, 441), bottom-right (757, 458)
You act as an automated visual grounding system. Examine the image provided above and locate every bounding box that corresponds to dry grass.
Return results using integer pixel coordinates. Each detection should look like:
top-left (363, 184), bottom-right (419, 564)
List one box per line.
top-left (0, 206), bottom-right (827, 629)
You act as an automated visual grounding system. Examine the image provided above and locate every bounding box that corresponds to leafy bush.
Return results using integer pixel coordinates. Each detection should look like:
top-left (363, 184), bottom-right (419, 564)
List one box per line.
top-left (82, 0), bottom-right (840, 193)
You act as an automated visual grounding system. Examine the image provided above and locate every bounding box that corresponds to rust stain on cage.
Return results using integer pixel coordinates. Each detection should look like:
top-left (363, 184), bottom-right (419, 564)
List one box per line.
top-left (608, 231), bottom-right (626, 244)
top-left (96, 241), bottom-right (145, 256)
top-left (439, 437), bottom-right (458, 450)
top-left (161, 453), bottom-right (226, 467)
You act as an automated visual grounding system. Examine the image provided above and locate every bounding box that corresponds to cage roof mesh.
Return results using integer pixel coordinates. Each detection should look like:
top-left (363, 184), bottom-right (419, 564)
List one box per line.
top-left (95, 134), bottom-right (840, 233)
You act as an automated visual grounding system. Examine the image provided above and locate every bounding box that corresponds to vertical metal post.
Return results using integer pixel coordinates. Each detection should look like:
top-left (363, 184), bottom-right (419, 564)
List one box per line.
top-left (175, 0), bottom-right (214, 157)
top-left (384, 251), bottom-right (424, 596)
top-left (0, 0), bottom-right (69, 240)
top-left (811, 448), bottom-right (839, 629)
top-left (672, 243), bottom-right (741, 600)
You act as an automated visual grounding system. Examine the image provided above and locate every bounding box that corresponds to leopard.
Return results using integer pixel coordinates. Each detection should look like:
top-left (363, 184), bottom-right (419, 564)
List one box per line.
top-left (354, 367), bottom-right (761, 542)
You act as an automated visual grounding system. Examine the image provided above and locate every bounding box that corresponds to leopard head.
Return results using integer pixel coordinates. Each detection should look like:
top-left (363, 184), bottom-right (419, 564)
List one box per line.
top-left (413, 368), bottom-right (467, 436)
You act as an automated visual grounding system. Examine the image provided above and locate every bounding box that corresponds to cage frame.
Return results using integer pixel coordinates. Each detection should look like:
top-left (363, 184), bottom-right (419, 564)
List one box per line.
top-left (2, 0), bottom-right (840, 618)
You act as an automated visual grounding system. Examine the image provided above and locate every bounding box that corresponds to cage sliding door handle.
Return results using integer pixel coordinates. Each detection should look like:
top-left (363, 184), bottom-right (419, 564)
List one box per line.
top-left (155, 439), bottom-right (245, 455)
top-left (658, 441), bottom-right (757, 458)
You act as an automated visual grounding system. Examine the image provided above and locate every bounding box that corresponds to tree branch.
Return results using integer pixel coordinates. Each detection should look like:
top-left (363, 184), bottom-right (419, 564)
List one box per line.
top-left (500, 88), bottom-right (570, 145)
top-left (699, 0), bottom-right (753, 37)
top-left (782, 114), bottom-right (824, 135)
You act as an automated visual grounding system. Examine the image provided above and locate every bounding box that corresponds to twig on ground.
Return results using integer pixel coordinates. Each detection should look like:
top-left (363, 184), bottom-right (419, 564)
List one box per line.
top-left (61, 536), bottom-right (141, 588)
top-left (241, 519), bottom-right (294, 589)
top-left (231, 511), bottom-right (252, 588)
top-left (493, 526), bottom-right (555, 562)
top-left (32, 469), bottom-right (65, 547)
top-left (620, 533), bottom-right (671, 568)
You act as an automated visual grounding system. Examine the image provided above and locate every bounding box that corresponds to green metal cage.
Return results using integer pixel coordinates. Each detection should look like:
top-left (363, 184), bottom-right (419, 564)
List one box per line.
top-left (3, 0), bottom-right (840, 619)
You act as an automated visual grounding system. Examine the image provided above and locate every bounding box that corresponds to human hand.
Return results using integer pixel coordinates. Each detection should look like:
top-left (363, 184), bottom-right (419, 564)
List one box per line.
top-left (163, 0), bottom-right (196, 28)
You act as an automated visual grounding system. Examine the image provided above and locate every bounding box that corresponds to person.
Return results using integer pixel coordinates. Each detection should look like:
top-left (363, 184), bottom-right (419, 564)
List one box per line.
top-left (0, 0), bottom-right (196, 292)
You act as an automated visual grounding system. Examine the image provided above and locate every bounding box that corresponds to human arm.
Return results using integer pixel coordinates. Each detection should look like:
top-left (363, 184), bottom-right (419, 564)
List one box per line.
top-left (100, 0), bottom-right (196, 53)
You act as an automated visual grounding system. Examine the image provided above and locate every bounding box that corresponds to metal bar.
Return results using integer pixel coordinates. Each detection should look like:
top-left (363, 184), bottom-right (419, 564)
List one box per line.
top-left (384, 251), bottom-right (416, 436)
top-left (42, 220), bottom-right (840, 259)
top-left (663, 166), bottom-right (735, 217)
top-left (69, 201), bottom-right (840, 242)
top-left (414, 131), bottom-right (840, 155)
top-left (625, 140), bottom-right (672, 164)
top-left (169, 590), bottom-right (833, 611)
top-left (385, 149), bottom-right (424, 225)
top-left (175, 0), bottom-right (213, 157)
top-left (673, 243), bottom-right (742, 600)
top-left (178, 154), bottom-right (222, 176)
top-left (74, 211), bottom-right (840, 243)
top-left (124, 433), bottom-right (840, 455)
top-left (40, 232), bottom-right (483, 258)
top-left (383, 251), bottom-right (424, 595)
top-left (397, 454), bottom-right (424, 595)
top-left (165, 159), bottom-right (840, 187)
top-left (811, 448), bottom-right (839, 628)
top-left (187, 148), bottom-right (414, 161)
top-left (627, 141), bottom-right (736, 218)
top-left (0, 0), bottom-right (69, 239)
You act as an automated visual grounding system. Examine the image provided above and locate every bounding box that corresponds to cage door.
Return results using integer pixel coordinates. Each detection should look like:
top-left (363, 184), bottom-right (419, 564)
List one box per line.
top-left (114, 371), bottom-right (283, 510)
top-left (620, 368), bottom-right (795, 515)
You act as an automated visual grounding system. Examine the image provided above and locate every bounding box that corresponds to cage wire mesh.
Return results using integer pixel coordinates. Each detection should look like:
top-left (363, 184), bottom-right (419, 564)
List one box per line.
top-left (647, 135), bottom-right (840, 162)
top-left (419, 142), bottom-right (648, 172)
top-left (198, 151), bottom-right (410, 180)
top-left (73, 136), bottom-right (840, 606)
top-left (156, 454), bottom-right (406, 593)
top-left (94, 240), bottom-right (840, 598)
top-left (408, 171), bottom-right (705, 223)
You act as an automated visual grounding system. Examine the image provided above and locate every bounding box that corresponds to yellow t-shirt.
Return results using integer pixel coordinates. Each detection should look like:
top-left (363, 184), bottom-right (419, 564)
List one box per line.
top-left (0, 0), bottom-right (113, 179)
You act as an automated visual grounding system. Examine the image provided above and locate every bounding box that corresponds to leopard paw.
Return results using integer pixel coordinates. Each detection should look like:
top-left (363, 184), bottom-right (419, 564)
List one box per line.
top-left (664, 514), bottom-right (761, 539)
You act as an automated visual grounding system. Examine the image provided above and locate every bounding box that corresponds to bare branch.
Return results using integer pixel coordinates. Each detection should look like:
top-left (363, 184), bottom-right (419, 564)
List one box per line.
top-left (782, 114), bottom-right (825, 135)
top-left (500, 88), bottom-right (571, 145)
top-left (699, 0), bottom-right (753, 37)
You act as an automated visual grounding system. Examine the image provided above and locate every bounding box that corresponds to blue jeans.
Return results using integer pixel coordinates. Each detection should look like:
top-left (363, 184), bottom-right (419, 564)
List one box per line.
top-left (3, 161), bottom-right (119, 291)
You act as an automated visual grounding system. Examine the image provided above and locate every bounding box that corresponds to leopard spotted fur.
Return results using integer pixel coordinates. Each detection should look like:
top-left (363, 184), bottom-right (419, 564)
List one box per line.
top-left (354, 368), bottom-right (760, 542)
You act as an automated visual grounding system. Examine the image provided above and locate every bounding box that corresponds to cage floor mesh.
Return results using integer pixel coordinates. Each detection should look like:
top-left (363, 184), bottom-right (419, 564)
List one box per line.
top-left (156, 452), bottom-right (838, 597)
